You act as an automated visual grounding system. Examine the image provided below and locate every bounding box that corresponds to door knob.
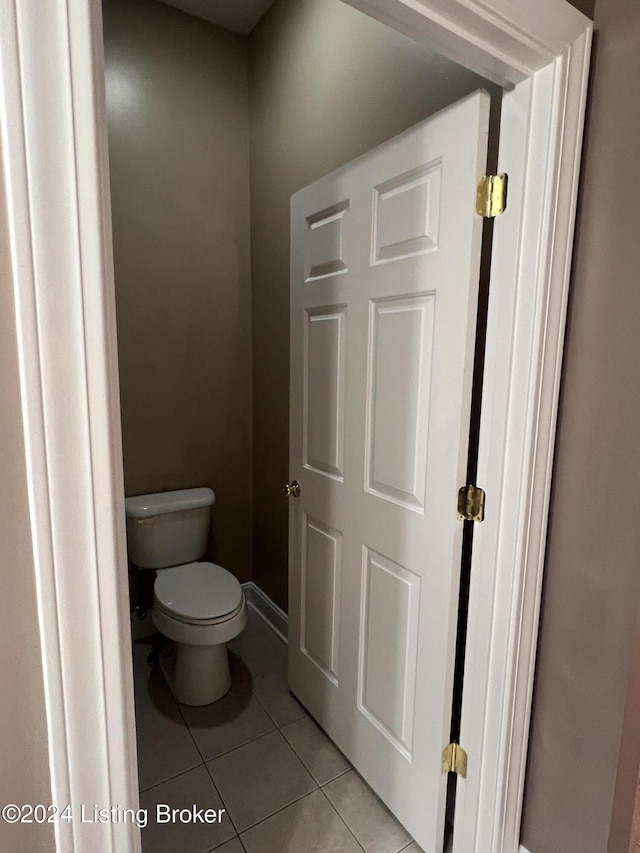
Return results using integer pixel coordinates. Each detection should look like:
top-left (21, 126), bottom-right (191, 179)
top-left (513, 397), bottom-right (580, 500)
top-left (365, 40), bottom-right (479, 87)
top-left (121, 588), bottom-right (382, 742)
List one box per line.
top-left (282, 480), bottom-right (301, 498)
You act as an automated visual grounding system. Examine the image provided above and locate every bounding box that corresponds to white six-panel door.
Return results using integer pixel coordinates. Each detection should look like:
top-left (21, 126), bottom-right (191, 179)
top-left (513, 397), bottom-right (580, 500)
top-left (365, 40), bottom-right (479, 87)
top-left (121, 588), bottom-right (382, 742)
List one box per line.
top-left (288, 91), bottom-right (490, 851)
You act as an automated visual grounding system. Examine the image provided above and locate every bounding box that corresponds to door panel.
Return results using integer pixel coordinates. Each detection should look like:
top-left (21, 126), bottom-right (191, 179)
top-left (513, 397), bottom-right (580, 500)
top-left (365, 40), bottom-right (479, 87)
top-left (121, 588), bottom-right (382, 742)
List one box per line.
top-left (289, 91), bottom-right (490, 850)
top-left (301, 514), bottom-right (342, 684)
top-left (303, 306), bottom-right (346, 480)
top-left (372, 162), bottom-right (441, 263)
top-left (366, 293), bottom-right (435, 510)
top-left (359, 546), bottom-right (421, 757)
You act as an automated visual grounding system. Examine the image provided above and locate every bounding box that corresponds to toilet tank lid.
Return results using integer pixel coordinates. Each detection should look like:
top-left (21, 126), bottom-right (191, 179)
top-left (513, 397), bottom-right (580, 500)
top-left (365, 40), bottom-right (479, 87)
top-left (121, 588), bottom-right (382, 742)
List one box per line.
top-left (125, 487), bottom-right (215, 519)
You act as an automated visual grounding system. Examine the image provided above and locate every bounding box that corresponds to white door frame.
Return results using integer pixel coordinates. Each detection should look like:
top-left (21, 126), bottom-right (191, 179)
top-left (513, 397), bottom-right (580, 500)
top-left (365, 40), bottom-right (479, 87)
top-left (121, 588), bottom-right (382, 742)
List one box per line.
top-left (0, 2), bottom-right (591, 852)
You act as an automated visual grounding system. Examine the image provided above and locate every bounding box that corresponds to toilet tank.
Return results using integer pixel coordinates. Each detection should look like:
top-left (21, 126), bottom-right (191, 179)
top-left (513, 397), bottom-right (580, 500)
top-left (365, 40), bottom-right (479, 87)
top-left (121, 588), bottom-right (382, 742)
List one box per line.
top-left (125, 488), bottom-right (216, 569)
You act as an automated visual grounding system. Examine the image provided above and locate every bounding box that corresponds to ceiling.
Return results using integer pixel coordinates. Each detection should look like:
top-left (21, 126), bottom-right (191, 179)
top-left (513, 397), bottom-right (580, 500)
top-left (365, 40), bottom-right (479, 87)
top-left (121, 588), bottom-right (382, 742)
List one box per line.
top-left (159, 0), bottom-right (277, 34)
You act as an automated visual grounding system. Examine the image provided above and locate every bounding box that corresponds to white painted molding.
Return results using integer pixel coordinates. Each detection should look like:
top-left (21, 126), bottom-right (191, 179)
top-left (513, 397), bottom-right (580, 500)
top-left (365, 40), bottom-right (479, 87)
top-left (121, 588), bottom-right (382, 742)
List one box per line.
top-left (453, 28), bottom-right (592, 853)
top-left (242, 582), bottom-right (289, 644)
top-left (520, 846), bottom-right (532, 853)
top-left (345, 0), bottom-right (588, 87)
top-left (0, 1), bottom-right (140, 852)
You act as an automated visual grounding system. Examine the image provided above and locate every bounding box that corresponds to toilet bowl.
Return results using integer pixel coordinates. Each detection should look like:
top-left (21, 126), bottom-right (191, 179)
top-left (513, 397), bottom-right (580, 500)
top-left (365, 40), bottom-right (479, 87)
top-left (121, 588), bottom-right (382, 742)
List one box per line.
top-left (125, 488), bottom-right (247, 706)
top-left (152, 561), bottom-right (247, 705)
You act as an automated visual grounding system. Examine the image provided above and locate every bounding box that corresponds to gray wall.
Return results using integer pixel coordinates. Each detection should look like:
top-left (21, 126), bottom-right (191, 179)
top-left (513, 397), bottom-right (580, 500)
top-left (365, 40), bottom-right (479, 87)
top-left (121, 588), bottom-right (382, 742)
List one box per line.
top-left (521, 1), bottom-right (640, 851)
top-left (0, 146), bottom-right (54, 853)
top-left (248, 0), bottom-right (498, 609)
top-left (103, 0), bottom-right (253, 582)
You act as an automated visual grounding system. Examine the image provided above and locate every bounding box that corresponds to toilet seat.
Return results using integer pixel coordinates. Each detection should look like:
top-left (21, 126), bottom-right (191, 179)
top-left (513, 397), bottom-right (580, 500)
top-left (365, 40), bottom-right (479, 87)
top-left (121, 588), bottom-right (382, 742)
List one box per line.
top-left (152, 590), bottom-right (247, 650)
top-left (154, 598), bottom-right (244, 628)
top-left (154, 561), bottom-right (243, 621)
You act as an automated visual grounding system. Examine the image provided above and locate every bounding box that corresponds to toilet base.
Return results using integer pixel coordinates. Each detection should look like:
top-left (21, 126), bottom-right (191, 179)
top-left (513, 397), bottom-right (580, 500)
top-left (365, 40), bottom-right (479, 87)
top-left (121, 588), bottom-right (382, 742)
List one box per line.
top-left (152, 594), bottom-right (247, 706)
top-left (159, 641), bottom-right (231, 706)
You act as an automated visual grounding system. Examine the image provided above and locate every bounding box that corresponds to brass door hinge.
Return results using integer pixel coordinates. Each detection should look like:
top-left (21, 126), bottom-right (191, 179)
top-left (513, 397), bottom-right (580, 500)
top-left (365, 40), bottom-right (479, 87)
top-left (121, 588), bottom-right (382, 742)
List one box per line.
top-left (442, 742), bottom-right (467, 777)
top-left (476, 174), bottom-right (507, 218)
top-left (457, 485), bottom-right (485, 522)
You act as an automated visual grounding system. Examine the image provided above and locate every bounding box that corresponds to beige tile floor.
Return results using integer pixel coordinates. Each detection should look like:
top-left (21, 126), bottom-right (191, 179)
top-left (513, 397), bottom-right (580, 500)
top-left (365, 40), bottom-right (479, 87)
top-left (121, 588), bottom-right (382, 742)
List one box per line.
top-left (132, 608), bottom-right (429, 853)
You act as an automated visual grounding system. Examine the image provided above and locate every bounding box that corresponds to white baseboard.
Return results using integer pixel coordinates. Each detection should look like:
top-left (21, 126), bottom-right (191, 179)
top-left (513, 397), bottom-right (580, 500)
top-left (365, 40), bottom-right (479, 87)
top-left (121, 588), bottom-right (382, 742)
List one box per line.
top-left (242, 582), bottom-right (289, 644)
top-left (520, 845), bottom-right (531, 853)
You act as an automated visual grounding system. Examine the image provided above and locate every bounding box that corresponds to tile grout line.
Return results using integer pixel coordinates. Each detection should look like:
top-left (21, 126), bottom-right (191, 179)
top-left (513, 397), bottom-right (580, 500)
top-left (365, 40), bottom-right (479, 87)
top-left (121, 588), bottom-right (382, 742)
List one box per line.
top-left (237, 787), bottom-right (323, 839)
top-left (271, 725), bottom-right (319, 785)
top-left (202, 760), bottom-right (240, 838)
top-left (175, 695), bottom-right (210, 765)
top-left (179, 718), bottom-right (278, 766)
top-left (246, 685), bottom-right (281, 728)
top-left (203, 834), bottom-right (245, 853)
top-left (206, 728), bottom-right (319, 836)
top-left (280, 725), bottom-right (353, 788)
top-left (138, 759), bottom-right (204, 795)
top-left (205, 725), bottom-right (317, 776)
top-left (172, 665), bottom-right (280, 764)
top-left (320, 781), bottom-right (415, 853)
top-left (204, 726), bottom-right (288, 766)
top-left (317, 786), bottom-right (368, 853)
top-left (249, 680), bottom-right (308, 731)
top-left (322, 766), bottom-right (353, 784)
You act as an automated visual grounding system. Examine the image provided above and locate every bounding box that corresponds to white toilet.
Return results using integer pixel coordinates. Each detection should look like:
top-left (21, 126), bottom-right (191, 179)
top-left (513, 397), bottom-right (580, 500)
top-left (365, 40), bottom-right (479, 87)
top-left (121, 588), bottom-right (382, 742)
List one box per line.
top-left (125, 487), bottom-right (247, 706)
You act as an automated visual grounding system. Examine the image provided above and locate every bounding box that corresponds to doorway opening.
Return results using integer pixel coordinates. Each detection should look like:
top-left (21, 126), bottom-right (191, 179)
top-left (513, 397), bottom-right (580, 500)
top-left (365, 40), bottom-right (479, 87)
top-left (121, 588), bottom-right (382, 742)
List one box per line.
top-left (0, 0), bottom-right (592, 849)
top-left (102, 0), bottom-right (502, 850)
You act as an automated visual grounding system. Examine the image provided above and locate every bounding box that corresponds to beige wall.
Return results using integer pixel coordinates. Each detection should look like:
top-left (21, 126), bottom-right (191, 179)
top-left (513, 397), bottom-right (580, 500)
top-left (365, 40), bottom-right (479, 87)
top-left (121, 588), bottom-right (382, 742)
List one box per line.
top-left (521, 1), bottom-right (640, 851)
top-left (248, 0), bottom-right (499, 609)
top-left (0, 152), bottom-right (54, 851)
top-left (569, 0), bottom-right (595, 17)
top-left (103, 0), bottom-right (252, 582)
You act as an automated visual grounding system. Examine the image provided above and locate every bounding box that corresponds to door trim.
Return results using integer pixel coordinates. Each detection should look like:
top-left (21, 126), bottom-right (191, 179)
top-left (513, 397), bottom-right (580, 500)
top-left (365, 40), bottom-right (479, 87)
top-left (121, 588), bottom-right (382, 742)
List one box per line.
top-left (339, 5), bottom-right (592, 851)
top-left (0, 3), bottom-right (139, 851)
top-left (0, 1), bottom-right (591, 852)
